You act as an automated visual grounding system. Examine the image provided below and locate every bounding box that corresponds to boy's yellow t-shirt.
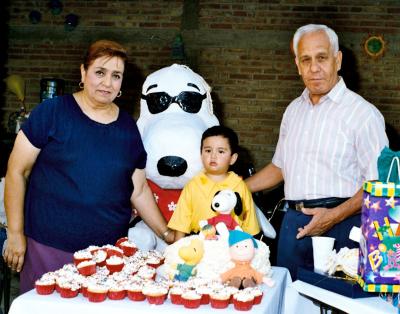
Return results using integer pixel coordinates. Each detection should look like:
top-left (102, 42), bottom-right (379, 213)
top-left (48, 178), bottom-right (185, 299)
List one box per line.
top-left (168, 171), bottom-right (260, 235)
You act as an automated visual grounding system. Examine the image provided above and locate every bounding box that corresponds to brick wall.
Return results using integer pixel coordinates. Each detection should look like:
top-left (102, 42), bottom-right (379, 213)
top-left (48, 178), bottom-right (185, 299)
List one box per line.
top-left (3, 0), bottom-right (400, 169)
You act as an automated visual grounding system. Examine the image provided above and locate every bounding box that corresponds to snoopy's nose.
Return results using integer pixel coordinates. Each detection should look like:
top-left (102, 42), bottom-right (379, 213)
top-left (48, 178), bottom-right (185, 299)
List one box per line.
top-left (214, 203), bottom-right (220, 208)
top-left (157, 156), bottom-right (187, 177)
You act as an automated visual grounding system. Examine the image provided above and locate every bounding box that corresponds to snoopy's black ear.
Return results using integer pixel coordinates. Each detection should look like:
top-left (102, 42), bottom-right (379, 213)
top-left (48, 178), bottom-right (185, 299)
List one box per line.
top-left (234, 192), bottom-right (243, 216)
top-left (211, 190), bottom-right (221, 212)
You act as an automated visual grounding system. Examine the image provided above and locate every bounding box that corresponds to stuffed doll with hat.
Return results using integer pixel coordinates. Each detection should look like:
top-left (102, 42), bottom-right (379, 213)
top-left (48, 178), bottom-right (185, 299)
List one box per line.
top-left (220, 230), bottom-right (275, 288)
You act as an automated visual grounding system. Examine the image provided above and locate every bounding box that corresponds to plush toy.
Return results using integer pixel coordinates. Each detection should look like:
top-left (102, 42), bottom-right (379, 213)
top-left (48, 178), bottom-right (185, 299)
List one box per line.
top-left (128, 64), bottom-right (219, 251)
top-left (173, 238), bottom-right (204, 281)
top-left (220, 230), bottom-right (275, 288)
top-left (199, 223), bottom-right (217, 241)
top-left (199, 189), bottom-right (243, 236)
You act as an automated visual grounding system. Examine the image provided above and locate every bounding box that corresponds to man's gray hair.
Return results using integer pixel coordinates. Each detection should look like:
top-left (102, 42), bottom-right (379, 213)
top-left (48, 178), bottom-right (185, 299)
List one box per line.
top-left (293, 24), bottom-right (339, 57)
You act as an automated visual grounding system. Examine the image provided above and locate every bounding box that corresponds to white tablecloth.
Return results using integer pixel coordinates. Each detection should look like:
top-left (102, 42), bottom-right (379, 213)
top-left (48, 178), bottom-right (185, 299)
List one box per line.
top-left (287, 280), bottom-right (397, 314)
top-left (9, 266), bottom-right (291, 314)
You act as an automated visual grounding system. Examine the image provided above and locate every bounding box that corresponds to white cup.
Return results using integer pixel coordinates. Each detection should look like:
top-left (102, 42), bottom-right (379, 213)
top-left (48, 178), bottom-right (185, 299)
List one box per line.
top-left (312, 236), bottom-right (335, 274)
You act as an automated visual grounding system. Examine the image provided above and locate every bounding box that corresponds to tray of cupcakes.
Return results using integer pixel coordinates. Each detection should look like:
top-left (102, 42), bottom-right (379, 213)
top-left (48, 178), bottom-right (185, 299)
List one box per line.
top-left (34, 237), bottom-right (265, 310)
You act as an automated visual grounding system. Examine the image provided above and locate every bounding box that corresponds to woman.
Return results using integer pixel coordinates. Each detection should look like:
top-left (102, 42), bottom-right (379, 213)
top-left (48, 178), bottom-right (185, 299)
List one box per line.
top-left (4, 40), bottom-right (174, 293)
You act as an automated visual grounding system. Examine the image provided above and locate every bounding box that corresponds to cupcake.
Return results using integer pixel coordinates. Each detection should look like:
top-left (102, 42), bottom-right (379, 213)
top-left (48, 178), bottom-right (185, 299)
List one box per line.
top-left (169, 285), bottom-right (184, 305)
top-left (35, 277), bottom-right (56, 295)
top-left (58, 281), bottom-right (80, 298)
top-left (126, 281), bottom-right (146, 301)
top-left (93, 249), bottom-right (108, 267)
top-left (142, 282), bottom-right (168, 305)
top-left (106, 256), bottom-right (124, 274)
top-left (115, 237), bottom-right (129, 248)
top-left (108, 287), bottom-right (126, 300)
top-left (233, 290), bottom-right (254, 311)
top-left (73, 249), bottom-right (92, 266)
top-left (146, 255), bottom-right (162, 268)
top-left (149, 250), bottom-right (165, 266)
top-left (77, 260), bottom-right (96, 276)
top-left (210, 288), bottom-right (231, 309)
top-left (181, 290), bottom-right (202, 309)
top-left (87, 284), bottom-right (109, 303)
top-left (226, 286), bottom-right (239, 303)
top-left (246, 286), bottom-right (263, 305)
top-left (106, 246), bottom-right (124, 258)
top-left (136, 265), bottom-right (156, 280)
top-left (108, 281), bottom-right (126, 300)
top-left (120, 240), bottom-right (138, 257)
top-left (80, 281), bottom-right (89, 298)
top-left (196, 285), bottom-right (212, 305)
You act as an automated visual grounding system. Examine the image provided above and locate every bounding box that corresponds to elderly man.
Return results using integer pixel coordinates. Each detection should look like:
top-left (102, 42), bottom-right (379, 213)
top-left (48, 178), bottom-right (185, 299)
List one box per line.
top-left (246, 24), bottom-right (388, 280)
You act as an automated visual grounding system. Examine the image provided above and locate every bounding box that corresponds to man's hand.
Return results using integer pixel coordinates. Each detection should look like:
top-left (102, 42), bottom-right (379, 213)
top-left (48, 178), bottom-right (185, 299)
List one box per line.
top-left (296, 207), bottom-right (336, 239)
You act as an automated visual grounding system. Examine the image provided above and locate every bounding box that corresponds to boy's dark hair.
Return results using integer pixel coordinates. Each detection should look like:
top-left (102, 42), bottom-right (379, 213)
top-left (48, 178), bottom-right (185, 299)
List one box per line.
top-left (201, 125), bottom-right (239, 154)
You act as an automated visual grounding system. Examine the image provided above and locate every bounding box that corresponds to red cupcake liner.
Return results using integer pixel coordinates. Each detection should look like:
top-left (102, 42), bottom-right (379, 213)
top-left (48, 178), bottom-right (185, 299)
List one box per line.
top-left (87, 291), bottom-right (107, 303)
top-left (121, 245), bottom-right (137, 257)
top-left (106, 263), bottom-right (124, 274)
top-left (253, 293), bottom-right (263, 305)
top-left (182, 298), bottom-right (202, 309)
top-left (108, 290), bottom-right (126, 300)
top-left (210, 298), bottom-right (230, 309)
top-left (127, 290), bottom-right (146, 301)
top-left (115, 237), bottom-right (128, 248)
top-left (59, 287), bottom-right (79, 298)
top-left (106, 248), bottom-right (123, 258)
top-left (200, 294), bottom-right (210, 305)
top-left (233, 299), bottom-right (253, 311)
top-left (35, 283), bottom-right (55, 295)
top-left (81, 286), bottom-right (88, 297)
top-left (77, 263), bottom-right (96, 276)
top-left (146, 294), bottom-right (167, 305)
top-left (146, 262), bottom-right (160, 268)
top-left (170, 293), bottom-right (182, 305)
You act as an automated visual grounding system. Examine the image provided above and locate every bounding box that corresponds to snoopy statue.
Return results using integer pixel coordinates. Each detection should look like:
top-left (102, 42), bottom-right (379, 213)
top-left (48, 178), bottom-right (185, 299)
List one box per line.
top-left (128, 64), bottom-right (219, 251)
top-left (128, 64), bottom-right (275, 251)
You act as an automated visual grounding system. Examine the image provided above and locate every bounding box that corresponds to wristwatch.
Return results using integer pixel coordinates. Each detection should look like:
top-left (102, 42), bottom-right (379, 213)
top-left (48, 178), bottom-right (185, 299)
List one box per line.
top-left (161, 228), bottom-right (171, 241)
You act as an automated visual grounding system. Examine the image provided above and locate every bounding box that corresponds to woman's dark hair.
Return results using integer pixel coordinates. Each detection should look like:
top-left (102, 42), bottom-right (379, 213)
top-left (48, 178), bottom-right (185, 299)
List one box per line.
top-left (82, 40), bottom-right (127, 70)
top-left (201, 125), bottom-right (239, 154)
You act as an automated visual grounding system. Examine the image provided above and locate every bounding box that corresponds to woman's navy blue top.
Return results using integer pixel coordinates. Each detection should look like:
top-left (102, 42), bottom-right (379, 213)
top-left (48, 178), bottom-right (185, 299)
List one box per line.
top-left (21, 94), bottom-right (147, 252)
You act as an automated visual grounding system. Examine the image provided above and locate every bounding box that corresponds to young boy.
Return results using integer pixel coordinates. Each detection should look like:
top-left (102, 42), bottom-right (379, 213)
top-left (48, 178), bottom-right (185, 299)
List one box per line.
top-left (168, 125), bottom-right (260, 240)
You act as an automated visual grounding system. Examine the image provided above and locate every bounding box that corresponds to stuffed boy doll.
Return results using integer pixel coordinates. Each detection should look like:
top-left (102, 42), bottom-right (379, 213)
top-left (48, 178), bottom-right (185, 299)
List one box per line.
top-left (221, 230), bottom-right (274, 288)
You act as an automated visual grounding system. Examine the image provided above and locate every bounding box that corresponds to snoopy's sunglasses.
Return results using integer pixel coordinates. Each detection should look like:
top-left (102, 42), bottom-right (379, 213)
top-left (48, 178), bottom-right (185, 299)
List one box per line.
top-left (141, 91), bottom-right (206, 114)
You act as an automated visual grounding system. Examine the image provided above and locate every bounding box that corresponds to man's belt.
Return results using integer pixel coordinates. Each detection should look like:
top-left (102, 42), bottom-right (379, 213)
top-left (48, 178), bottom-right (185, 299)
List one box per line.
top-left (286, 197), bottom-right (349, 211)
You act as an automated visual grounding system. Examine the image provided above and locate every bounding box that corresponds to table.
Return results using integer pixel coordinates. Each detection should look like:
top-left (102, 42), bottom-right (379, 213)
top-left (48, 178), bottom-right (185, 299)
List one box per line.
top-left (288, 280), bottom-right (397, 314)
top-left (9, 266), bottom-right (291, 314)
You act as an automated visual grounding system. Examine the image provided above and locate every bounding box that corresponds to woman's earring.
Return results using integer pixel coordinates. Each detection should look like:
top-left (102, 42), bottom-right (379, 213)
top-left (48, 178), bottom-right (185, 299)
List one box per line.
top-left (117, 90), bottom-right (122, 97)
top-left (79, 82), bottom-right (84, 89)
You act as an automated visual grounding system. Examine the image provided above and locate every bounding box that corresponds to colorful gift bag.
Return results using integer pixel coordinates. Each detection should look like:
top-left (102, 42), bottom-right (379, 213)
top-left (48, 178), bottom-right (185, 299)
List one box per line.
top-left (358, 147), bottom-right (400, 292)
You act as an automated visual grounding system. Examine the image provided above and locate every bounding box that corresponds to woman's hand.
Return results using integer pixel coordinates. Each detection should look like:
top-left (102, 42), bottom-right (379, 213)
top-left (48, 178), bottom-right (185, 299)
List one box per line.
top-left (3, 230), bottom-right (26, 272)
top-left (4, 131), bottom-right (40, 272)
top-left (131, 169), bottom-right (174, 244)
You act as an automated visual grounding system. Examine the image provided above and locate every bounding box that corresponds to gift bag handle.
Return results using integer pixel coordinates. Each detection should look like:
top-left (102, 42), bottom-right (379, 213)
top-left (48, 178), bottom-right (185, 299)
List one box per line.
top-left (386, 156), bottom-right (400, 183)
